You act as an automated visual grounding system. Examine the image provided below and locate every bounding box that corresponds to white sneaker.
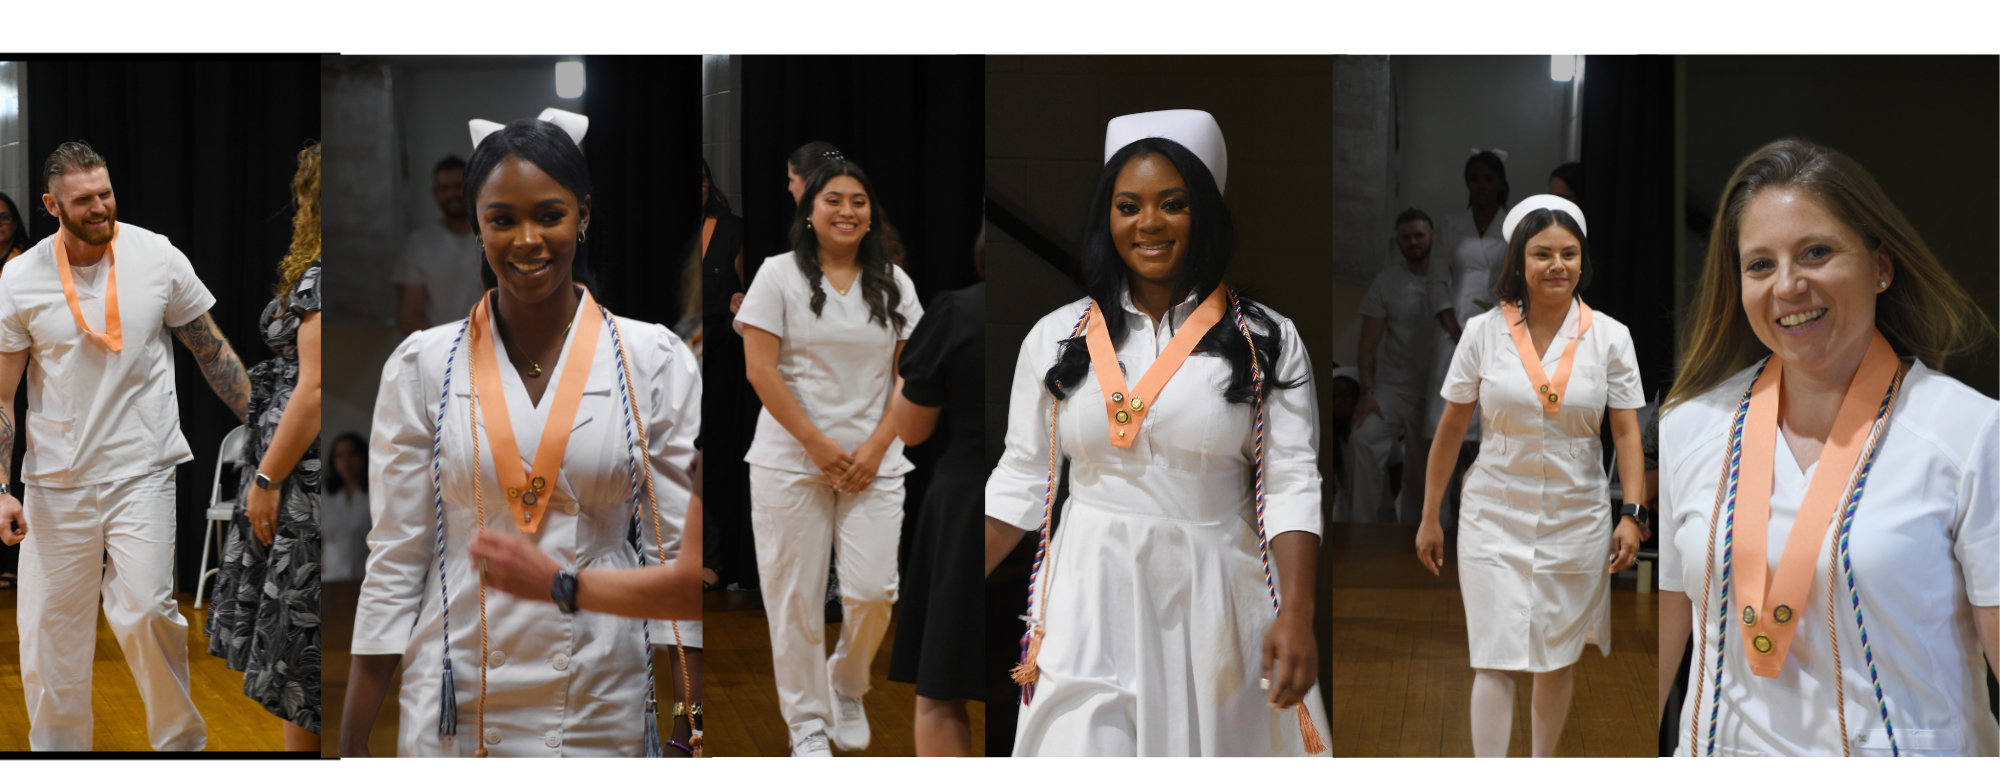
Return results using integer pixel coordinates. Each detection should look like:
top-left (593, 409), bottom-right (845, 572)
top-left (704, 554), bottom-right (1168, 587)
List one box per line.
top-left (792, 729), bottom-right (833, 757)
top-left (830, 694), bottom-right (871, 751)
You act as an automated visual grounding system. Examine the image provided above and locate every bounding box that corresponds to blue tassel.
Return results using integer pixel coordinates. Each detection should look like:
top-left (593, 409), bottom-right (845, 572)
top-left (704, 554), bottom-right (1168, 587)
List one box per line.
top-left (439, 662), bottom-right (459, 736)
top-left (643, 693), bottom-right (663, 758)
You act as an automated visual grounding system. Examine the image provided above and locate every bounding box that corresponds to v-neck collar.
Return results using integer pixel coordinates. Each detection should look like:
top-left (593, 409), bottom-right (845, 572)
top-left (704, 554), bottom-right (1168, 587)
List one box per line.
top-left (1515, 298), bottom-right (1581, 366)
top-left (481, 295), bottom-right (589, 416)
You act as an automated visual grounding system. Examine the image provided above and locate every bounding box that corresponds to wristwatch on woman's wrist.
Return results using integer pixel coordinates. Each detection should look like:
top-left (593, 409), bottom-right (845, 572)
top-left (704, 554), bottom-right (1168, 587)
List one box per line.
top-left (255, 472), bottom-right (275, 490)
top-left (551, 569), bottom-right (580, 614)
top-left (1619, 503), bottom-right (1649, 526)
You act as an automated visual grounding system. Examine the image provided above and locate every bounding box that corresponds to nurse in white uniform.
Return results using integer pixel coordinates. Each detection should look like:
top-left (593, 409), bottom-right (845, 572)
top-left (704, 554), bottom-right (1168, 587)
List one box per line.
top-left (0, 141), bottom-right (254, 752)
top-left (1424, 150), bottom-right (1513, 437)
top-left (985, 110), bottom-right (1330, 757)
top-left (1415, 195), bottom-right (1648, 758)
top-left (736, 153), bottom-right (922, 757)
top-left (1344, 208), bottom-right (1441, 523)
top-left (1658, 139), bottom-right (1998, 757)
top-left (345, 110), bottom-right (699, 757)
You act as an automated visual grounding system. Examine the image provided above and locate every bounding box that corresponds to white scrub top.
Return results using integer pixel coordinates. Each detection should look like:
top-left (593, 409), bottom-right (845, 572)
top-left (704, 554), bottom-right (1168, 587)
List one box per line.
top-left (986, 291), bottom-right (1329, 756)
top-left (735, 252), bottom-right (922, 477)
top-left (1661, 360), bottom-right (1998, 757)
top-left (0, 223), bottom-right (214, 488)
top-left (393, 220), bottom-right (485, 328)
top-left (1357, 261), bottom-right (1437, 392)
top-left (359, 305), bottom-right (700, 757)
top-left (1441, 303), bottom-right (1643, 672)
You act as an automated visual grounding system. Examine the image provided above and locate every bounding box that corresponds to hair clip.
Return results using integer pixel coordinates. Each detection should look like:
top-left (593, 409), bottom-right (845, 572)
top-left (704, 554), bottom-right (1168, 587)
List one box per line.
top-left (820, 149), bottom-right (846, 161)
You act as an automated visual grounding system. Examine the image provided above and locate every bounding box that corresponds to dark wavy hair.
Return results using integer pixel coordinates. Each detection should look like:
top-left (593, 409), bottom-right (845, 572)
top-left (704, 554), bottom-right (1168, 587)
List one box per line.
top-left (326, 432), bottom-right (369, 495)
top-left (1493, 208), bottom-right (1591, 315)
top-left (1044, 137), bottom-right (1299, 405)
top-left (1549, 161), bottom-right (1584, 202)
top-left (1465, 150), bottom-right (1511, 209)
top-left (466, 118), bottom-right (598, 294)
top-left (0, 192), bottom-right (28, 255)
top-left (789, 157), bottom-right (907, 333)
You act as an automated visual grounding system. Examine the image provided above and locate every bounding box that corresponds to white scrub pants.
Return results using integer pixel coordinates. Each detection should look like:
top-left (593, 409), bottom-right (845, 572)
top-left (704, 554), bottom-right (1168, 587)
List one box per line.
top-left (15, 468), bottom-right (205, 751)
top-left (1342, 384), bottom-right (1428, 524)
top-left (748, 466), bottom-right (903, 745)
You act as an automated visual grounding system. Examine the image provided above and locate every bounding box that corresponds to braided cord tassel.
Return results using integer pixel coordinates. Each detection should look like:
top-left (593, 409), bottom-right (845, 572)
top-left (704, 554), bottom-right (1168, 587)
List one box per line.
top-left (431, 318), bottom-right (471, 739)
top-left (1227, 292), bottom-right (1323, 755)
top-left (606, 312), bottom-right (666, 757)
top-left (1011, 307), bottom-right (1092, 705)
top-left (1833, 368), bottom-right (1905, 756)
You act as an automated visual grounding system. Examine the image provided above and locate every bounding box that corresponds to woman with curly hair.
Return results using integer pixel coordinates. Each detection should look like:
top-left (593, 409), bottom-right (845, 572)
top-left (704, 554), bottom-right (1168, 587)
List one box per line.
top-left (205, 140), bottom-right (324, 751)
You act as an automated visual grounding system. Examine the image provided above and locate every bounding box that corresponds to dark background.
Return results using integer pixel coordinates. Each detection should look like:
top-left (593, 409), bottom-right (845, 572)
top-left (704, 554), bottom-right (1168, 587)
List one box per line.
top-left (20, 57), bottom-right (320, 594)
top-left (582, 55), bottom-right (703, 327)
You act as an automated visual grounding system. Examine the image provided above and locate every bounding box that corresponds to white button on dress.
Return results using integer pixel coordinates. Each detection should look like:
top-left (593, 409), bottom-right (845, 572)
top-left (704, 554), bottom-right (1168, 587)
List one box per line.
top-left (553, 652), bottom-right (571, 671)
top-left (545, 730), bottom-right (562, 748)
top-left (488, 650), bottom-right (506, 667)
top-left (484, 728), bottom-right (501, 745)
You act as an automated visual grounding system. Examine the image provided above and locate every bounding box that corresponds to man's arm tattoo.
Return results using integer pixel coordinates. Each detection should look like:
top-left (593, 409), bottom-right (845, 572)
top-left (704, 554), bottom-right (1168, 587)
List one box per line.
top-left (0, 400), bottom-right (13, 480)
top-left (170, 313), bottom-right (251, 423)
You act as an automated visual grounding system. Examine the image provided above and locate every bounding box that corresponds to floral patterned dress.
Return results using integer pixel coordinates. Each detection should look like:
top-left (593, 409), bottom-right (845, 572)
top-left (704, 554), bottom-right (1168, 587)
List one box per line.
top-left (205, 259), bottom-right (322, 733)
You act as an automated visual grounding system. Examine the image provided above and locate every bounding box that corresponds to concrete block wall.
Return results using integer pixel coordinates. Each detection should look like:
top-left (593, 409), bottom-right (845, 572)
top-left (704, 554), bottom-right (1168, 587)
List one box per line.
top-left (701, 55), bottom-right (742, 216)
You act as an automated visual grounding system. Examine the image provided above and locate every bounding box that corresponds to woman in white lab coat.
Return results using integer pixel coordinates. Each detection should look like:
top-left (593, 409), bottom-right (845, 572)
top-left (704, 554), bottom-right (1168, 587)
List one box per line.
top-left (1415, 195), bottom-right (1649, 758)
top-left (342, 110), bottom-right (700, 757)
top-left (984, 110), bottom-right (1330, 757)
top-left (1657, 138), bottom-right (1997, 757)
top-left (1423, 150), bottom-right (1513, 439)
top-left (736, 154), bottom-right (922, 757)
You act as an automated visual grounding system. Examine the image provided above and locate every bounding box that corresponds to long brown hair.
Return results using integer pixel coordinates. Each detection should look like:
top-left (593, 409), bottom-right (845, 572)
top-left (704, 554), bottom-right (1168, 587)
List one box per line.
top-left (276, 141), bottom-right (320, 298)
top-left (789, 157), bottom-right (907, 334)
top-left (1665, 138), bottom-right (1992, 410)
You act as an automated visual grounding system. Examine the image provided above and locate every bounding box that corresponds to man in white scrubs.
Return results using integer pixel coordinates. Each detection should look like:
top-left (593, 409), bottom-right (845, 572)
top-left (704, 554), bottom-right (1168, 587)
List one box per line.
top-left (1342, 209), bottom-right (1440, 524)
top-left (394, 156), bottom-right (482, 334)
top-left (0, 142), bottom-right (252, 752)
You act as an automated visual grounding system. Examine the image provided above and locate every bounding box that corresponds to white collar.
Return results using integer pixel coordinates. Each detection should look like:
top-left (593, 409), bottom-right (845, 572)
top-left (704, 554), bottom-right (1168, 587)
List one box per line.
top-left (1118, 286), bottom-right (1203, 334)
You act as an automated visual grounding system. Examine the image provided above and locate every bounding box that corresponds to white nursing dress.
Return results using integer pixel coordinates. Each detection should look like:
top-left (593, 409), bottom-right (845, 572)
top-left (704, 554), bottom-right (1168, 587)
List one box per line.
top-left (1440, 303), bottom-right (1643, 672)
top-left (986, 292), bottom-right (1331, 757)
top-left (1661, 360), bottom-right (1998, 756)
top-left (359, 304), bottom-right (700, 757)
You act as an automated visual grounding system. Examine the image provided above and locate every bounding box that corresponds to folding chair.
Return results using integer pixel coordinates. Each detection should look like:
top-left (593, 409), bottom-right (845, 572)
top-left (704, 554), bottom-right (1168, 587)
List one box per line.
top-left (195, 425), bottom-right (250, 609)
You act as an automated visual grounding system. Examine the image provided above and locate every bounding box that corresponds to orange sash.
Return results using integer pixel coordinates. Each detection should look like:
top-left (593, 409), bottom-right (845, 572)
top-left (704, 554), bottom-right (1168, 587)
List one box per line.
top-left (1500, 298), bottom-right (1591, 413)
top-left (1735, 331), bottom-right (1898, 677)
top-left (1084, 287), bottom-right (1228, 448)
top-left (53, 225), bottom-right (123, 352)
top-left (466, 287), bottom-right (602, 534)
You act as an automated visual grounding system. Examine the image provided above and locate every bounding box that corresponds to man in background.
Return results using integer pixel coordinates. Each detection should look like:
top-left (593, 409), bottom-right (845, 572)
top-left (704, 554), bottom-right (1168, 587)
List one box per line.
top-left (394, 156), bottom-right (481, 334)
top-left (1341, 208), bottom-right (1442, 524)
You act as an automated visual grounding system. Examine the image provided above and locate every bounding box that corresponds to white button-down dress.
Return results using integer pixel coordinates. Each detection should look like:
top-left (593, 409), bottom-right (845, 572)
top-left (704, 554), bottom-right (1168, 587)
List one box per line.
top-left (1424, 209), bottom-right (1511, 437)
top-left (986, 292), bottom-right (1330, 756)
top-left (1661, 360), bottom-right (1998, 756)
top-left (358, 306), bottom-right (700, 757)
top-left (1440, 303), bottom-right (1643, 672)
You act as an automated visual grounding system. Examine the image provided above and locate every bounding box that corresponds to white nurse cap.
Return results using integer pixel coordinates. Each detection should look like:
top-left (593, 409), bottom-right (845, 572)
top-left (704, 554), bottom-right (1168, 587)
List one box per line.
top-left (1104, 109), bottom-right (1228, 195)
top-left (469, 108), bottom-right (591, 150)
top-left (1501, 194), bottom-right (1587, 242)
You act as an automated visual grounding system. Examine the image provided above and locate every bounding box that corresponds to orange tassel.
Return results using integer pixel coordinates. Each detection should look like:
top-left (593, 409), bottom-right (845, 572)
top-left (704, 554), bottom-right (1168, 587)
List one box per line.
top-left (1296, 703), bottom-right (1325, 755)
top-left (1010, 624), bottom-right (1044, 686)
top-left (691, 735), bottom-right (704, 758)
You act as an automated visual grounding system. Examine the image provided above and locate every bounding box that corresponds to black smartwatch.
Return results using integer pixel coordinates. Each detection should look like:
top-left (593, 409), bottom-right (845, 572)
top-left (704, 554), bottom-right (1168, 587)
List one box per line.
top-left (255, 472), bottom-right (275, 490)
top-left (551, 569), bottom-right (580, 614)
top-left (1619, 503), bottom-right (1650, 526)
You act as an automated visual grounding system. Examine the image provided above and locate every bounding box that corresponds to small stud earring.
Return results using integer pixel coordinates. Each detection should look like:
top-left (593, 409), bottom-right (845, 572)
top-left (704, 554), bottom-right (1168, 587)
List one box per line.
top-left (1878, 281), bottom-right (1888, 290)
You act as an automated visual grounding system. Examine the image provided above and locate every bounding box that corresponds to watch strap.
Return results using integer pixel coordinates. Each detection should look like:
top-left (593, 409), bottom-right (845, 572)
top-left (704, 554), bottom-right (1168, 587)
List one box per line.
top-left (550, 569), bottom-right (579, 614)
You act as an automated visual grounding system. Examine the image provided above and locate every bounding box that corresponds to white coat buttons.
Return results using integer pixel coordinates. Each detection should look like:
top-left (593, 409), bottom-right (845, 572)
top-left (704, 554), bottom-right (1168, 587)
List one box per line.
top-left (565, 501), bottom-right (579, 515)
top-left (484, 727), bottom-right (502, 745)
top-left (553, 652), bottom-right (571, 671)
top-left (544, 730), bottom-right (562, 748)
top-left (488, 650), bottom-right (507, 667)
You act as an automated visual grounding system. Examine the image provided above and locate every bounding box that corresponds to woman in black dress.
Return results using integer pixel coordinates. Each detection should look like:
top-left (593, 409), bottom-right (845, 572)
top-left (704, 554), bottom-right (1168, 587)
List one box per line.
top-left (205, 141), bottom-right (324, 751)
top-left (887, 268), bottom-right (985, 756)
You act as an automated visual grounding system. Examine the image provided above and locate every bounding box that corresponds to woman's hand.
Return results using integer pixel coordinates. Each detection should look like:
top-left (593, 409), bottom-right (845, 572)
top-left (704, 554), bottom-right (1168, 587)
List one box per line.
top-left (245, 484), bottom-right (280, 546)
top-left (468, 529), bottom-right (560, 604)
top-left (804, 435), bottom-right (854, 485)
top-left (1607, 518), bottom-right (1642, 573)
top-left (1261, 611), bottom-right (1318, 710)
top-left (839, 439), bottom-right (887, 494)
top-left (1414, 520), bottom-right (1445, 576)
top-left (729, 293), bottom-right (744, 314)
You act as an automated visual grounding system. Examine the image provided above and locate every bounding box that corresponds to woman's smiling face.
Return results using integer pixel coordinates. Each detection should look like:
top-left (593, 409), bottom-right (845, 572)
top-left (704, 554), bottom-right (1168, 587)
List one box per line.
top-left (809, 174), bottom-right (870, 255)
top-left (1109, 152), bottom-right (1193, 289)
top-left (476, 156), bottom-right (588, 304)
top-left (1521, 223), bottom-right (1582, 304)
top-left (1735, 186), bottom-right (1892, 376)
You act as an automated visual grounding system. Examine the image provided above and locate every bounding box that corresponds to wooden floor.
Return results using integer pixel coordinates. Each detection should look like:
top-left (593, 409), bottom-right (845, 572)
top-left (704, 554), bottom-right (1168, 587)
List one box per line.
top-left (705, 589), bottom-right (986, 756)
top-left (1323, 522), bottom-right (1657, 757)
top-left (0, 587), bottom-right (286, 752)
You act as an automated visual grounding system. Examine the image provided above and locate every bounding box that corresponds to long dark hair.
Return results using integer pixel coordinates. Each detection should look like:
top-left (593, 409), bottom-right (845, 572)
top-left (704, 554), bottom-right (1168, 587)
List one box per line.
top-left (789, 157), bottom-right (907, 333)
top-left (1044, 137), bottom-right (1298, 405)
top-left (0, 192), bottom-right (28, 255)
top-left (786, 141), bottom-right (841, 186)
top-left (1466, 150), bottom-right (1511, 209)
top-left (326, 432), bottom-right (368, 495)
top-left (1493, 208), bottom-right (1591, 315)
top-left (465, 118), bottom-right (599, 294)
top-left (702, 157), bottom-right (731, 217)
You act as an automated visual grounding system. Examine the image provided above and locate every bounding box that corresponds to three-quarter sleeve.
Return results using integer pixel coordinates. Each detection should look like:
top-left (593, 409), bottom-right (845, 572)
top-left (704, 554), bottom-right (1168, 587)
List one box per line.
top-left (641, 321), bottom-right (702, 568)
top-left (984, 307), bottom-right (1076, 531)
top-left (1256, 313), bottom-right (1323, 539)
top-left (1954, 406), bottom-right (1998, 607)
top-left (353, 331), bottom-right (444, 656)
top-left (1440, 313), bottom-right (1486, 404)
top-left (1605, 323), bottom-right (1646, 409)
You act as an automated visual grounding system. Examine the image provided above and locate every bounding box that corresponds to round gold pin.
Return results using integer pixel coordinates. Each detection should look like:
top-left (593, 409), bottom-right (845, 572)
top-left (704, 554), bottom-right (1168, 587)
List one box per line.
top-left (1752, 633), bottom-right (1774, 654)
top-left (1114, 410), bottom-right (1130, 424)
top-left (1547, 393), bottom-right (1559, 404)
top-left (1742, 606), bottom-right (1756, 626)
top-left (1130, 397), bottom-right (1144, 412)
top-left (531, 476), bottom-right (547, 492)
top-left (1111, 392), bottom-right (1124, 404)
top-left (522, 490), bottom-right (539, 506)
top-left (1773, 605), bottom-right (1793, 625)
top-left (507, 487), bottom-right (522, 499)
top-left (1540, 384), bottom-right (1550, 394)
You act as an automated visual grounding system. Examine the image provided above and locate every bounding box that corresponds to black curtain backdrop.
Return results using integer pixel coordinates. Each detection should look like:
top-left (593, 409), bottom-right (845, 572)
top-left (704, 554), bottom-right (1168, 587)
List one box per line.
top-left (1578, 55), bottom-right (1676, 398)
top-left (583, 55), bottom-right (702, 328)
top-left (719, 55), bottom-right (984, 591)
top-left (24, 57), bottom-right (321, 593)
